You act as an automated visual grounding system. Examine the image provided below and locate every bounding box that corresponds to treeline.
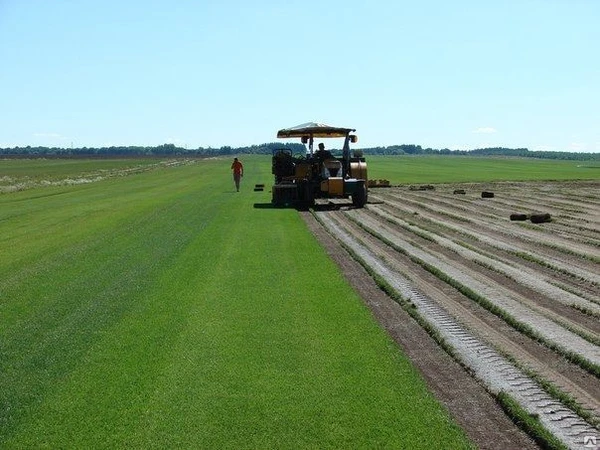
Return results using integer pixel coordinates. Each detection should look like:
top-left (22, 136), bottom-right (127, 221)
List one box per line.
top-left (0, 142), bottom-right (305, 158)
top-left (1, 142), bottom-right (598, 161)
top-left (361, 144), bottom-right (600, 161)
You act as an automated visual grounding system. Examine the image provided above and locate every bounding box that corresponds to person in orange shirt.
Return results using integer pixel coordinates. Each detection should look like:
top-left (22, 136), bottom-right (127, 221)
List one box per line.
top-left (231, 157), bottom-right (244, 192)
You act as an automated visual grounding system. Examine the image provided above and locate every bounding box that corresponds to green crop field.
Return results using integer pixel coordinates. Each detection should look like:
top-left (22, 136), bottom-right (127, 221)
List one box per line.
top-left (0, 156), bottom-right (472, 448)
top-left (367, 155), bottom-right (600, 184)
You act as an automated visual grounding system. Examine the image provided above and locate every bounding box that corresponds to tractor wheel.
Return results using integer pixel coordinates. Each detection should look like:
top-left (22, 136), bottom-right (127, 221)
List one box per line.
top-left (352, 184), bottom-right (368, 208)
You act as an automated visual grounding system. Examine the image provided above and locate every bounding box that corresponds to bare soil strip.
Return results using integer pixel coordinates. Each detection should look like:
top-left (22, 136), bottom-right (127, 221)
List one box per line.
top-left (305, 181), bottom-right (600, 449)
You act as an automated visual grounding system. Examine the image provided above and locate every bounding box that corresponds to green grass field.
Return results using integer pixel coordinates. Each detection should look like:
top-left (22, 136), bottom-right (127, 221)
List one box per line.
top-left (1, 156), bottom-right (473, 448)
top-left (367, 155), bottom-right (600, 184)
top-left (0, 157), bottom-right (161, 180)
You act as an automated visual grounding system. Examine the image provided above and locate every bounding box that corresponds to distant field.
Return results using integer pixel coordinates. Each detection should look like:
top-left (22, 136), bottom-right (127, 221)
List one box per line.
top-left (367, 155), bottom-right (600, 184)
top-left (0, 156), bottom-right (471, 448)
top-left (0, 157), bottom-right (161, 178)
top-left (3, 154), bottom-right (598, 189)
top-left (0, 158), bottom-right (172, 192)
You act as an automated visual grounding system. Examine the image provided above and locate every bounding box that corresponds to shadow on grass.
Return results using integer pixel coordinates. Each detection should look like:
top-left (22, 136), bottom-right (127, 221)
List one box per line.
top-left (254, 201), bottom-right (368, 211)
top-left (253, 202), bottom-right (341, 211)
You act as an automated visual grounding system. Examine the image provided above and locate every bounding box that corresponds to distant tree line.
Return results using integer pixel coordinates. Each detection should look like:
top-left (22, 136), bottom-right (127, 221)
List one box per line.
top-left (1, 142), bottom-right (598, 161)
top-left (360, 144), bottom-right (599, 161)
top-left (0, 142), bottom-right (305, 158)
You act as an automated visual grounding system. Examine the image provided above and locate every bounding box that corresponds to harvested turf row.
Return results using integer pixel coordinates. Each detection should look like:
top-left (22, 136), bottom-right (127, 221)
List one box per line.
top-left (371, 198), bottom-right (600, 308)
top-left (315, 211), bottom-right (599, 449)
top-left (358, 208), bottom-right (600, 351)
top-left (373, 197), bottom-right (600, 313)
top-left (366, 205), bottom-right (600, 319)
top-left (346, 209), bottom-right (600, 374)
top-left (370, 204), bottom-right (600, 334)
top-left (323, 210), bottom-right (600, 424)
top-left (372, 193), bottom-right (600, 285)
top-left (386, 187), bottom-right (599, 255)
top-left (379, 190), bottom-right (599, 263)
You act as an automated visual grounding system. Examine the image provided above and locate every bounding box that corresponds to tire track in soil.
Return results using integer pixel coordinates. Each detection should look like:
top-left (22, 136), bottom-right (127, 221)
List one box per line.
top-left (310, 209), bottom-right (599, 449)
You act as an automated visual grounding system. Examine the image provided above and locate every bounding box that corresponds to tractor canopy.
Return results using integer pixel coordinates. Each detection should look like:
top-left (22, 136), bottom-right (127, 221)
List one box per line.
top-left (277, 122), bottom-right (355, 139)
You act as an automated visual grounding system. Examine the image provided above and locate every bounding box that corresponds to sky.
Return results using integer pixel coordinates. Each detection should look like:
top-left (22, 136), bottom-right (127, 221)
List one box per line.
top-left (1, 0), bottom-right (599, 152)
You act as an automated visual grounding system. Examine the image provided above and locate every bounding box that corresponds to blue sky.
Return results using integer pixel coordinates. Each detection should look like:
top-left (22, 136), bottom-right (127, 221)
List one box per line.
top-left (1, 0), bottom-right (598, 151)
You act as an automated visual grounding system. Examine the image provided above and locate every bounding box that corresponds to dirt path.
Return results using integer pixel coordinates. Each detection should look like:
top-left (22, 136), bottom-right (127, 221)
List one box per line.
top-left (302, 181), bottom-right (600, 449)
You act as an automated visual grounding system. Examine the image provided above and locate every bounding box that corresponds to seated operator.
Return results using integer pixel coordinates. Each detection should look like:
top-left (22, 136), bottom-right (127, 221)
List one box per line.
top-left (316, 142), bottom-right (333, 160)
top-left (316, 143), bottom-right (341, 177)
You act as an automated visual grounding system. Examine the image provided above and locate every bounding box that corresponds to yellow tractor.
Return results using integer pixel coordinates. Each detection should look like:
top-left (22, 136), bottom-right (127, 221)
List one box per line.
top-left (271, 122), bottom-right (368, 209)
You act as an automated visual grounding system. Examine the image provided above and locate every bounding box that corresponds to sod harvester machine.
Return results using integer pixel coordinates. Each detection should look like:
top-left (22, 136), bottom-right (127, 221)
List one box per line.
top-left (271, 122), bottom-right (368, 208)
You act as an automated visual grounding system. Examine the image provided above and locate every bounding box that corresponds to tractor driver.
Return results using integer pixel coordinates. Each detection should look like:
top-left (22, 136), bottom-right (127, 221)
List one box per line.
top-left (316, 142), bottom-right (333, 160)
top-left (316, 143), bottom-right (339, 178)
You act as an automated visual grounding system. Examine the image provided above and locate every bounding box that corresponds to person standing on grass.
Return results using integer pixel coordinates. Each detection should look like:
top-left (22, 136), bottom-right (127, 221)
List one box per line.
top-left (231, 157), bottom-right (244, 192)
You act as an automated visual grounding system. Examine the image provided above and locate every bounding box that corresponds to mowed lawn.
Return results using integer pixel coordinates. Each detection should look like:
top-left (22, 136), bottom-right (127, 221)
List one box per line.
top-left (368, 155), bottom-right (600, 183)
top-left (0, 156), bottom-right (471, 449)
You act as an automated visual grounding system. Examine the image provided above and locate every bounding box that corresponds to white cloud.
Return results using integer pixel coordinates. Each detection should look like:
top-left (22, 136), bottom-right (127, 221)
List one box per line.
top-left (472, 127), bottom-right (497, 134)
